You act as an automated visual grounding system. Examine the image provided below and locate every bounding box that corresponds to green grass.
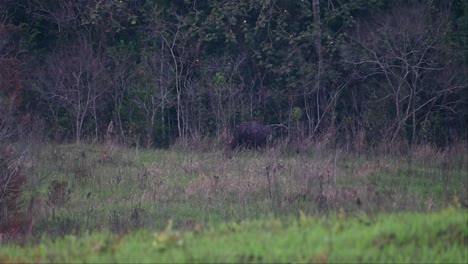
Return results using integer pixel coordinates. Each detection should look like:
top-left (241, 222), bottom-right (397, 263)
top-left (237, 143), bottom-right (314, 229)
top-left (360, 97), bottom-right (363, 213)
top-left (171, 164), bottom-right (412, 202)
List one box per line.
top-left (368, 166), bottom-right (466, 198)
top-left (16, 142), bottom-right (466, 238)
top-left (1, 208), bottom-right (466, 263)
top-left (1, 142), bottom-right (467, 262)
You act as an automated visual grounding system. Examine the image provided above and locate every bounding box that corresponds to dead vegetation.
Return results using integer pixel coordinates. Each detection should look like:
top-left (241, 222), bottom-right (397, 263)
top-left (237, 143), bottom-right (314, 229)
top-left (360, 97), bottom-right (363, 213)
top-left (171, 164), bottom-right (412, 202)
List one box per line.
top-left (2, 139), bottom-right (466, 243)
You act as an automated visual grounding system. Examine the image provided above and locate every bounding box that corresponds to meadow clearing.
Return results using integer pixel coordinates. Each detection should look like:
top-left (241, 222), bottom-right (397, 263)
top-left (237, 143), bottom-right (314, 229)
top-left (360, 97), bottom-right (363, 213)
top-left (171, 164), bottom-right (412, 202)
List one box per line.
top-left (0, 140), bottom-right (467, 262)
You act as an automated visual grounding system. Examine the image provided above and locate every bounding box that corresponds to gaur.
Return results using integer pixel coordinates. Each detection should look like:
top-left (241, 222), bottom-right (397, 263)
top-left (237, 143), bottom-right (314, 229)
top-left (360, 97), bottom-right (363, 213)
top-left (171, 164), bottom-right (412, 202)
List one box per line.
top-left (230, 121), bottom-right (273, 149)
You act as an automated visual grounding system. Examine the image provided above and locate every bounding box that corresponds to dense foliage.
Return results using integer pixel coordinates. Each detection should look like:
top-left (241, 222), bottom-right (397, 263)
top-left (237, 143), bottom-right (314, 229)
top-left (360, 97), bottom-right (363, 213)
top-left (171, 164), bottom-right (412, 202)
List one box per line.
top-left (0, 0), bottom-right (466, 148)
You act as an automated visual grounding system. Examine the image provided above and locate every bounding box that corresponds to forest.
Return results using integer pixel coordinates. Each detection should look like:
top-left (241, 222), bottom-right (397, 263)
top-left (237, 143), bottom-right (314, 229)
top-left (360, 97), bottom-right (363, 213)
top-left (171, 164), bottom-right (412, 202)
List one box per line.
top-left (0, 1), bottom-right (467, 262)
top-left (0, 0), bottom-right (466, 149)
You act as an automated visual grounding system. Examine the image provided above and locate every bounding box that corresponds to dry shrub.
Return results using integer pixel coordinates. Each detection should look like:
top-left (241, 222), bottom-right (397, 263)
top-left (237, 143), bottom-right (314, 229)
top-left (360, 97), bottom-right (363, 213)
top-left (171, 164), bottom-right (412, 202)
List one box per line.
top-left (100, 141), bottom-right (120, 163)
top-left (0, 213), bottom-right (33, 244)
top-left (314, 181), bottom-right (400, 212)
top-left (175, 128), bottom-right (233, 153)
top-left (182, 160), bottom-right (202, 174)
top-left (0, 143), bottom-right (34, 244)
top-left (319, 126), bottom-right (337, 148)
top-left (47, 180), bottom-right (71, 209)
top-left (183, 176), bottom-right (212, 198)
top-left (0, 145), bottom-right (25, 226)
top-left (283, 134), bottom-right (342, 158)
top-left (184, 173), bottom-right (268, 199)
top-left (321, 187), bottom-right (360, 207)
top-left (353, 127), bottom-right (367, 153)
top-left (172, 134), bottom-right (219, 152)
top-left (72, 162), bottom-right (92, 183)
top-left (147, 162), bottom-right (163, 178)
top-left (443, 140), bottom-right (467, 169)
top-left (445, 140), bottom-right (467, 157)
top-left (285, 137), bottom-right (311, 154)
top-left (354, 160), bottom-right (390, 178)
top-left (411, 144), bottom-right (445, 163)
top-left (220, 127), bottom-right (232, 148)
top-left (376, 139), bottom-right (409, 156)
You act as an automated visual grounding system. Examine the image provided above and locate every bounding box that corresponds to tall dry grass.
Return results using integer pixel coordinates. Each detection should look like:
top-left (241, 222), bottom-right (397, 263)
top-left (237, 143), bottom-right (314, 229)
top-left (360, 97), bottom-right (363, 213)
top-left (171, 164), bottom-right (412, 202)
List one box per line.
top-left (12, 138), bottom-right (467, 241)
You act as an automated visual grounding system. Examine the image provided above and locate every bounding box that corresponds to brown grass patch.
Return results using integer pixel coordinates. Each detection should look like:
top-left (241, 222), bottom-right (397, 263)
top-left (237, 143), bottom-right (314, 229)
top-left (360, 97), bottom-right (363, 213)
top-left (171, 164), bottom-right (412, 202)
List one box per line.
top-left (184, 171), bottom-right (269, 199)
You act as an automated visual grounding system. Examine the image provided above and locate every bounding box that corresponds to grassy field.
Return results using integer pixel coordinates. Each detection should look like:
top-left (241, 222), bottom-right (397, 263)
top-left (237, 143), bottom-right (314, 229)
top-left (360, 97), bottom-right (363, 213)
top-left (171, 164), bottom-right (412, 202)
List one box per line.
top-left (0, 208), bottom-right (466, 263)
top-left (1, 141), bottom-right (467, 262)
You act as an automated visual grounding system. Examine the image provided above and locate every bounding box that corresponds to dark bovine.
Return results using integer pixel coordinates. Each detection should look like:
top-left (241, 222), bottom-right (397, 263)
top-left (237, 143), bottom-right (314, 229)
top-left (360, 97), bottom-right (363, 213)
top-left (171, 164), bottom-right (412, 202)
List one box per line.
top-left (230, 121), bottom-right (273, 149)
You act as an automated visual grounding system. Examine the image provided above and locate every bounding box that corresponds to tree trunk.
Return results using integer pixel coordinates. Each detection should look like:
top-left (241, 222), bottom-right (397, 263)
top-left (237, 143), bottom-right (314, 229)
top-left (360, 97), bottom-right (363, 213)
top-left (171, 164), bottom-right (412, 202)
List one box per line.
top-left (312, 0), bottom-right (323, 136)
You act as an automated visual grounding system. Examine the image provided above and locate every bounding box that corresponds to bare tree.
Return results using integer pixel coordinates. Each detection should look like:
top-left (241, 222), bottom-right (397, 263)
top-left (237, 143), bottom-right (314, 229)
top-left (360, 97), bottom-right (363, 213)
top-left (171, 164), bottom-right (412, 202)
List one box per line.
top-left (312, 0), bottom-right (324, 134)
top-left (0, 4), bottom-right (23, 140)
top-left (35, 36), bottom-right (110, 143)
top-left (348, 3), bottom-right (466, 144)
top-left (203, 56), bottom-right (246, 137)
top-left (26, 0), bottom-right (82, 33)
top-left (144, 7), bottom-right (201, 141)
top-left (130, 48), bottom-right (174, 148)
top-left (107, 47), bottom-right (138, 143)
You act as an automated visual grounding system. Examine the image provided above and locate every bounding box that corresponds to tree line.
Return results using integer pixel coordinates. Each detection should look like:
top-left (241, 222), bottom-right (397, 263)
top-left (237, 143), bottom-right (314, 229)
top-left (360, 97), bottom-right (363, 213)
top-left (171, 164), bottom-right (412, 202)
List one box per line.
top-left (0, 0), bottom-right (466, 149)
